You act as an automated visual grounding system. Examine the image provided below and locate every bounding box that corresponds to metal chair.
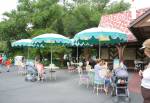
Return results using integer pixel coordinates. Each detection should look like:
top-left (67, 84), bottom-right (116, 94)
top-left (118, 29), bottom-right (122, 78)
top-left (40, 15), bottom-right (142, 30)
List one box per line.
top-left (67, 62), bottom-right (76, 72)
top-left (93, 77), bottom-right (106, 95)
top-left (78, 65), bottom-right (89, 88)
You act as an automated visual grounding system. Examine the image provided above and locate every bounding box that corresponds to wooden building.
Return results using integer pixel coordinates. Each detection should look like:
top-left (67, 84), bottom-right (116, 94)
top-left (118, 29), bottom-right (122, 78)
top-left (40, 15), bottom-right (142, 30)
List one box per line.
top-left (98, 8), bottom-right (150, 67)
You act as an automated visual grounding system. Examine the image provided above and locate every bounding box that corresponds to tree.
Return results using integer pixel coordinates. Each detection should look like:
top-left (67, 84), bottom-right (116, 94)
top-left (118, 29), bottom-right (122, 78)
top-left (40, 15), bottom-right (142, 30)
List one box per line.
top-left (0, 0), bottom-right (130, 56)
top-left (104, 0), bottom-right (130, 14)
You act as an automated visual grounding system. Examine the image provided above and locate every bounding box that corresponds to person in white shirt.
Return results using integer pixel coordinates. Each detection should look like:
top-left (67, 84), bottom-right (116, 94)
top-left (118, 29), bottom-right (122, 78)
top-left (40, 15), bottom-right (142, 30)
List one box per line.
top-left (139, 39), bottom-right (150, 103)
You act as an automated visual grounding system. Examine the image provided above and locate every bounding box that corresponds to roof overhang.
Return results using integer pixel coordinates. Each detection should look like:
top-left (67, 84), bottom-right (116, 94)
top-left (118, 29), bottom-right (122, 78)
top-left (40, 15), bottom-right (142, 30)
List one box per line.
top-left (129, 9), bottom-right (150, 43)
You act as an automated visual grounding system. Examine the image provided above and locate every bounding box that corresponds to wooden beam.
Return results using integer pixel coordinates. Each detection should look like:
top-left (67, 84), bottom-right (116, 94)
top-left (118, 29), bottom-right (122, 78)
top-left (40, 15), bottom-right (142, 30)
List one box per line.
top-left (130, 27), bottom-right (145, 42)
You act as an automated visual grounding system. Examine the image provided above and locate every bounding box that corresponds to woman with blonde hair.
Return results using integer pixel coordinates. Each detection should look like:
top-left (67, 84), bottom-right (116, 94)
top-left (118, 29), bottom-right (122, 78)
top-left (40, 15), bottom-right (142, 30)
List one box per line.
top-left (139, 39), bottom-right (150, 103)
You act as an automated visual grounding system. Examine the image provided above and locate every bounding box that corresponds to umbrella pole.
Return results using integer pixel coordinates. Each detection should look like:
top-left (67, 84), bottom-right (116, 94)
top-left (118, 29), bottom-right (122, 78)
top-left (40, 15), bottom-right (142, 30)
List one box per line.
top-left (51, 47), bottom-right (52, 64)
top-left (27, 48), bottom-right (29, 60)
top-left (50, 47), bottom-right (53, 80)
top-left (77, 45), bottom-right (78, 63)
top-left (99, 41), bottom-right (101, 59)
top-left (51, 47), bottom-right (53, 71)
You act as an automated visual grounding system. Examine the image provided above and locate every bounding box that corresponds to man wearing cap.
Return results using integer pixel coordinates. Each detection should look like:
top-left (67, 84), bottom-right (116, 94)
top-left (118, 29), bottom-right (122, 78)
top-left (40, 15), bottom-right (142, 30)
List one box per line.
top-left (139, 39), bottom-right (150, 103)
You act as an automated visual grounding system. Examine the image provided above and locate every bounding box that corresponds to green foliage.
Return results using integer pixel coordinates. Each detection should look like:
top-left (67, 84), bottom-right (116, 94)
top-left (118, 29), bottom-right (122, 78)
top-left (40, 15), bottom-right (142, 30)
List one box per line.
top-left (0, 10), bottom-right (30, 40)
top-left (27, 48), bottom-right (37, 59)
top-left (0, 41), bottom-right (7, 51)
top-left (14, 49), bottom-right (25, 56)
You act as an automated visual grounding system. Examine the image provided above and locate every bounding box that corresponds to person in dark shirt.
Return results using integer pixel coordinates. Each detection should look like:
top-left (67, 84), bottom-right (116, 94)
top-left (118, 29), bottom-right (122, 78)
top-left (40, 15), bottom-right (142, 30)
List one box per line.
top-left (89, 58), bottom-right (96, 69)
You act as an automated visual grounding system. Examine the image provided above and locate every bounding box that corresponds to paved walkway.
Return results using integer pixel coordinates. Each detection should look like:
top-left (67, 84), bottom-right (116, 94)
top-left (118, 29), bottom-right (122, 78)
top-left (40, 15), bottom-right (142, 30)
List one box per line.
top-left (0, 66), bottom-right (143, 103)
top-left (129, 72), bottom-right (141, 94)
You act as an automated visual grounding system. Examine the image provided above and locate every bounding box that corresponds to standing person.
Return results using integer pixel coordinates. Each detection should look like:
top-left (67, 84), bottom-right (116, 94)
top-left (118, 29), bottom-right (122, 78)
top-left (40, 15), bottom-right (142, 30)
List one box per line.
top-left (89, 58), bottom-right (96, 69)
top-left (35, 60), bottom-right (45, 81)
top-left (94, 59), bottom-right (108, 95)
top-left (139, 39), bottom-right (150, 103)
top-left (0, 54), bottom-right (2, 64)
top-left (21, 57), bottom-right (26, 74)
top-left (0, 54), bottom-right (2, 73)
top-left (94, 59), bottom-right (102, 82)
top-left (2, 53), bottom-right (7, 63)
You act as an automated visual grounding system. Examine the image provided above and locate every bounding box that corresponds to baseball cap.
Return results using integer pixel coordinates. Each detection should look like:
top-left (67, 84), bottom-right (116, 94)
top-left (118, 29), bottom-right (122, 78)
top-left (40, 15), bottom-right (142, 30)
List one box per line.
top-left (140, 39), bottom-right (150, 50)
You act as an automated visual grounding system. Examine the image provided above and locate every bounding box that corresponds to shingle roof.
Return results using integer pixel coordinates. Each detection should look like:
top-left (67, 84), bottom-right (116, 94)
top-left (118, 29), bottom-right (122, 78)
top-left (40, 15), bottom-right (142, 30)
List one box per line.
top-left (99, 8), bottom-right (149, 42)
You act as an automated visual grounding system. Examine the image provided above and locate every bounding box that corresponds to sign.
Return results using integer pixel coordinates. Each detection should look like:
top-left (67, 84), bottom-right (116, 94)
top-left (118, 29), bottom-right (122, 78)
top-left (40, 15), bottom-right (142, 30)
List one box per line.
top-left (113, 59), bottom-right (120, 70)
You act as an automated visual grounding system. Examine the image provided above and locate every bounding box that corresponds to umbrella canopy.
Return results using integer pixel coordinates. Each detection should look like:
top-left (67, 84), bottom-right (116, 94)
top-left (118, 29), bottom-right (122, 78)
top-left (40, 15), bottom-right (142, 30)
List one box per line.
top-left (11, 39), bottom-right (33, 59)
top-left (32, 33), bottom-right (71, 66)
top-left (71, 38), bottom-right (91, 63)
top-left (73, 27), bottom-right (128, 59)
top-left (73, 27), bottom-right (127, 45)
top-left (70, 39), bottom-right (86, 46)
top-left (12, 39), bottom-right (32, 47)
top-left (32, 33), bottom-right (71, 47)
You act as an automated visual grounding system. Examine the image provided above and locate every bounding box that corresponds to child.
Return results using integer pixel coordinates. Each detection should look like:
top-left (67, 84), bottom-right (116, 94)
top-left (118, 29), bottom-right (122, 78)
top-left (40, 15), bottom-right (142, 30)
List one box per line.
top-left (5, 59), bottom-right (11, 72)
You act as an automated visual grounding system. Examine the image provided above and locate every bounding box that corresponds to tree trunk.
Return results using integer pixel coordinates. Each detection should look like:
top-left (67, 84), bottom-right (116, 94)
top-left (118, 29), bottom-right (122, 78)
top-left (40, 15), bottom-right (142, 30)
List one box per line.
top-left (6, 40), bottom-right (13, 57)
top-left (60, 54), bottom-right (64, 68)
top-left (116, 44), bottom-right (126, 63)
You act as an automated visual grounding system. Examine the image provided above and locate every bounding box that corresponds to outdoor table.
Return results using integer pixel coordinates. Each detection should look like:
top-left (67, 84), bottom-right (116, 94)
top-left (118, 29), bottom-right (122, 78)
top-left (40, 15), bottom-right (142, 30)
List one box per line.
top-left (71, 62), bottom-right (80, 66)
top-left (44, 66), bottom-right (57, 80)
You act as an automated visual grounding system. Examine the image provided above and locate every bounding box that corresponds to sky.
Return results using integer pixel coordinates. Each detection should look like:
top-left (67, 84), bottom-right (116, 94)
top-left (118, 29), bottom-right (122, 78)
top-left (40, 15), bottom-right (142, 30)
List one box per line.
top-left (0, 0), bottom-right (150, 21)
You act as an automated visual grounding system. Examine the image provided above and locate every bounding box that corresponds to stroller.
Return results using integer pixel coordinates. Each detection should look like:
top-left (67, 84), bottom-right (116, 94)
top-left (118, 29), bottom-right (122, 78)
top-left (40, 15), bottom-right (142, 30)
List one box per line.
top-left (111, 67), bottom-right (130, 103)
top-left (25, 62), bottom-right (38, 82)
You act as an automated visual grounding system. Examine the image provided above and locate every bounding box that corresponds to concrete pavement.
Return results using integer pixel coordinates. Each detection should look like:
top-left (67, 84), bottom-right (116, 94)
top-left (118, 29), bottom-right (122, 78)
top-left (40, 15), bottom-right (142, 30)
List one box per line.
top-left (0, 67), bottom-right (143, 103)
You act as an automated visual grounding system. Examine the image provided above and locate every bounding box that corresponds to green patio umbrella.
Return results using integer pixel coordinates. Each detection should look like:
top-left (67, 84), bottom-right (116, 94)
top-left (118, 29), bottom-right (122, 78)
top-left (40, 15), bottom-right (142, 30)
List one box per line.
top-left (12, 39), bottom-right (32, 47)
top-left (73, 27), bottom-right (127, 58)
top-left (32, 33), bottom-right (71, 66)
top-left (12, 39), bottom-right (33, 59)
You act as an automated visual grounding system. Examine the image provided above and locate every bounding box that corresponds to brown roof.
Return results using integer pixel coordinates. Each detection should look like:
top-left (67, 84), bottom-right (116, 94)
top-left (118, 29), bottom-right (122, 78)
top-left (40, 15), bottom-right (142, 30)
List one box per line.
top-left (99, 8), bottom-right (149, 42)
top-left (129, 9), bottom-right (150, 42)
